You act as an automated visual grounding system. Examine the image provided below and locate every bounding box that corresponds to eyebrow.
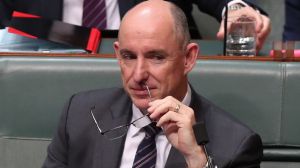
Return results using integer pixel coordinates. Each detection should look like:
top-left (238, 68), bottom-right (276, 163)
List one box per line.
top-left (119, 49), bottom-right (135, 55)
top-left (145, 50), bottom-right (169, 57)
top-left (119, 49), bottom-right (169, 57)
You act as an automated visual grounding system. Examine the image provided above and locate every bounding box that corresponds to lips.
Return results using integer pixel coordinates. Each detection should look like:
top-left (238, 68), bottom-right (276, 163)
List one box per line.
top-left (130, 88), bottom-right (149, 97)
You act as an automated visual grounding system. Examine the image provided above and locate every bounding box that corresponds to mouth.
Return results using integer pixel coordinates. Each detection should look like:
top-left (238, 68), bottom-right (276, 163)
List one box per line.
top-left (130, 88), bottom-right (150, 97)
top-left (129, 84), bottom-right (153, 98)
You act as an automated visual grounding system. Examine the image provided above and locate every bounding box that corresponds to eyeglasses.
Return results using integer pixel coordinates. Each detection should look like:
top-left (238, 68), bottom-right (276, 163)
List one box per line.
top-left (90, 107), bottom-right (150, 140)
top-left (90, 84), bottom-right (153, 140)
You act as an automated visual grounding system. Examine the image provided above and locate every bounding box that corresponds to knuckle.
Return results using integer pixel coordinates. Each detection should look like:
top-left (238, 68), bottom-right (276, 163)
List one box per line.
top-left (166, 96), bottom-right (172, 100)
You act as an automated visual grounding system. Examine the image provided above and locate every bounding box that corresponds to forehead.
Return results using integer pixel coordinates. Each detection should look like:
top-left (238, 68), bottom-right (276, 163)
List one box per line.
top-left (118, 21), bottom-right (180, 52)
top-left (120, 6), bottom-right (178, 40)
top-left (119, 31), bottom-right (180, 57)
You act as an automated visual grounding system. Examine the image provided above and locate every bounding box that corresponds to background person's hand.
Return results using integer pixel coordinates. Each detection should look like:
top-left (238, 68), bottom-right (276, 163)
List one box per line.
top-left (147, 96), bottom-right (207, 167)
top-left (217, 6), bottom-right (271, 52)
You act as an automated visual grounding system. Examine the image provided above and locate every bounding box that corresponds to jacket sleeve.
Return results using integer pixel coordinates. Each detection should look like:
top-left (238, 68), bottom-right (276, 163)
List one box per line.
top-left (0, 0), bottom-right (13, 28)
top-left (192, 0), bottom-right (268, 22)
top-left (192, 0), bottom-right (228, 21)
top-left (228, 133), bottom-right (263, 168)
top-left (42, 96), bottom-right (74, 168)
top-left (243, 0), bottom-right (268, 16)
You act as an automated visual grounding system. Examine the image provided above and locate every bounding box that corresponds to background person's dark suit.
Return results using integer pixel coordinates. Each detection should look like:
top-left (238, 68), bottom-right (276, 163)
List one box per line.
top-left (42, 87), bottom-right (263, 168)
top-left (0, 0), bottom-right (261, 38)
top-left (283, 0), bottom-right (300, 41)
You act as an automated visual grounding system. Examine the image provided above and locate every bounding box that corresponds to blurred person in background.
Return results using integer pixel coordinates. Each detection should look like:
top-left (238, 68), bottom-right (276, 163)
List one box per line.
top-left (283, 0), bottom-right (300, 41)
top-left (0, 0), bottom-right (270, 50)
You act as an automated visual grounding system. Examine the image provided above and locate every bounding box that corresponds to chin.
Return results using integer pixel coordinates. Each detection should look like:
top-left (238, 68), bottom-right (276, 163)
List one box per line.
top-left (132, 99), bottom-right (149, 111)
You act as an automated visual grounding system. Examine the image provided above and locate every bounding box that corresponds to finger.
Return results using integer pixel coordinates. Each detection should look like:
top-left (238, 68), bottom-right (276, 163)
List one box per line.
top-left (147, 97), bottom-right (172, 119)
top-left (258, 15), bottom-right (271, 38)
top-left (149, 95), bottom-right (178, 108)
top-left (238, 7), bottom-right (263, 32)
top-left (157, 110), bottom-right (194, 129)
top-left (228, 7), bottom-right (263, 33)
top-left (256, 15), bottom-right (271, 52)
top-left (217, 12), bottom-right (237, 40)
top-left (148, 96), bottom-right (179, 111)
top-left (217, 19), bottom-right (225, 39)
top-left (161, 122), bottom-right (178, 135)
top-left (252, 11), bottom-right (263, 33)
top-left (149, 100), bottom-right (180, 119)
top-left (148, 98), bottom-right (167, 112)
top-left (156, 111), bottom-right (182, 127)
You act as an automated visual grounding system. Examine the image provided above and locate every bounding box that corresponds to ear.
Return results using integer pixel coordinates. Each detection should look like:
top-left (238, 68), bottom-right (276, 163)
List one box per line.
top-left (113, 41), bottom-right (119, 56)
top-left (113, 41), bottom-right (122, 64)
top-left (184, 42), bottom-right (199, 75)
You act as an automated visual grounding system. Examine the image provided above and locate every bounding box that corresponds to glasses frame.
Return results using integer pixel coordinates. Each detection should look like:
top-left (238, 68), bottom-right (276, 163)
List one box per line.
top-left (90, 106), bottom-right (150, 140)
top-left (90, 83), bottom-right (153, 140)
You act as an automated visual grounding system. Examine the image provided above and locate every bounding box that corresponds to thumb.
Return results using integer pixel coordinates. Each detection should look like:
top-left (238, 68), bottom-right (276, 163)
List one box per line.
top-left (217, 20), bottom-right (225, 39)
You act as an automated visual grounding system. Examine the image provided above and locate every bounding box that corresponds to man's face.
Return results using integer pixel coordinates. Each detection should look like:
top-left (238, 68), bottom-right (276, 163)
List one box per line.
top-left (114, 20), bottom-right (189, 110)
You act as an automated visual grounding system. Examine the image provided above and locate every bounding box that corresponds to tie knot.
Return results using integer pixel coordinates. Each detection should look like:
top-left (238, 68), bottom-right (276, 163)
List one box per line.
top-left (143, 122), bottom-right (161, 138)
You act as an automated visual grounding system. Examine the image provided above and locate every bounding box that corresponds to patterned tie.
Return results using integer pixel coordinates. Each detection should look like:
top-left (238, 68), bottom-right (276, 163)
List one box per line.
top-left (133, 123), bottom-right (161, 168)
top-left (82, 0), bottom-right (107, 29)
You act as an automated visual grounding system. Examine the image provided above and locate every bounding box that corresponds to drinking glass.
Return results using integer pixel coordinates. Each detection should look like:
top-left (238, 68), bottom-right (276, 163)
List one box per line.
top-left (272, 40), bottom-right (284, 58)
top-left (226, 16), bottom-right (256, 56)
top-left (285, 41), bottom-right (295, 58)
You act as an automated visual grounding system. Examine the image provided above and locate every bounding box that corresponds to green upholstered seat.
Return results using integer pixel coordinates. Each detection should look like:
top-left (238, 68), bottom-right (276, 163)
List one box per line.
top-left (0, 57), bottom-right (299, 167)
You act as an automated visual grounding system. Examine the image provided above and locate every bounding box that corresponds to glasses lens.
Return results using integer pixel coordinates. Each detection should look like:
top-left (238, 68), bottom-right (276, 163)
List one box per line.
top-left (104, 126), bottom-right (129, 140)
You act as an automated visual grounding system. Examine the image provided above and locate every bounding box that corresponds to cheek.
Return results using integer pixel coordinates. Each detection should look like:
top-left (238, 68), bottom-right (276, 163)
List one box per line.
top-left (159, 64), bottom-right (185, 86)
top-left (151, 65), bottom-right (177, 90)
top-left (120, 69), bottom-right (131, 91)
top-left (120, 65), bottom-right (132, 82)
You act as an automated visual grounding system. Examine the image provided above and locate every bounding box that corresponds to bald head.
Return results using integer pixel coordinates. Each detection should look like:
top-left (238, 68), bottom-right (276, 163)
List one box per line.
top-left (114, 0), bottom-right (199, 108)
top-left (118, 0), bottom-right (190, 49)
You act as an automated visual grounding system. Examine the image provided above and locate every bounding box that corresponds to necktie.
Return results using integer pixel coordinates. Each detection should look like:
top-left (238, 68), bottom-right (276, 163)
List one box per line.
top-left (82, 0), bottom-right (107, 29)
top-left (133, 123), bottom-right (161, 168)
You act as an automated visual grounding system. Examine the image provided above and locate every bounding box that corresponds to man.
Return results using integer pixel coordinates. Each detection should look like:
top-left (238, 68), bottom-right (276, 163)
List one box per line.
top-left (0, 0), bottom-right (270, 49)
top-left (43, 0), bottom-right (263, 167)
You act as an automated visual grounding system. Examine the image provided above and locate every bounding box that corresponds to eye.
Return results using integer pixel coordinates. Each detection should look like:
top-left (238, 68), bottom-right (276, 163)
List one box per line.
top-left (152, 54), bottom-right (164, 60)
top-left (118, 50), bottom-right (137, 66)
top-left (148, 53), bottom-right (166, 64)
top-left (120, 52), bottom-right (136, 60)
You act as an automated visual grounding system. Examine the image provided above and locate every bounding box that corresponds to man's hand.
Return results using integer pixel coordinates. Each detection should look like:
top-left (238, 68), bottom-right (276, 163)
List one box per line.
top-left (217, 6), bottom-right (271, 52)
top-left (147, 96), bottom-right (207, 168)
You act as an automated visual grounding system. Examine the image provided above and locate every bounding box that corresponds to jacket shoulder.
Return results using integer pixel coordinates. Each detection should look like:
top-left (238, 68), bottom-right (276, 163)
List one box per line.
top-left (197, 95), bottom-right (263, 167)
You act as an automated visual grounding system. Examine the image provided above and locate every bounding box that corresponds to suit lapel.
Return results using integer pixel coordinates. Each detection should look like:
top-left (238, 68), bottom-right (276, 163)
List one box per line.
top-left (93, 91), bottom-right (132, 168)
top-left (190, 85), bottom-right (206, 123)
top-left (165, 147), bottom-right (186, 168)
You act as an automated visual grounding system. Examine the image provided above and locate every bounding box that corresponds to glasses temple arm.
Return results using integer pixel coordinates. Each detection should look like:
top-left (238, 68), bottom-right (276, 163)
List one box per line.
top-left (90, 109), bottom-right (104, 134)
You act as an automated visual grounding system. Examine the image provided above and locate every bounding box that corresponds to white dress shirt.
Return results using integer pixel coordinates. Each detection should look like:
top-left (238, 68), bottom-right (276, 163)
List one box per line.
top-left (120, 85), bottom-right (192, 168)
top-left (63, 0), bottom-right (120, 29)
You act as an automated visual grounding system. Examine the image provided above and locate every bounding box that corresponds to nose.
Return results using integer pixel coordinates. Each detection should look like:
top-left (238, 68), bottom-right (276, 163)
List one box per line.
top-left (133, 57), bottom-right (149, 83)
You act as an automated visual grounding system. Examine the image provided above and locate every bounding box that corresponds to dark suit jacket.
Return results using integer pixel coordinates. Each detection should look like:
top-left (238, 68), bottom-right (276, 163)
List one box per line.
top-left (42, 87), bottom-right (263, 168)
top-left (283, 0), bottom-right (300, 41)
top-left (0, 0), bottom-right (263, 38)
